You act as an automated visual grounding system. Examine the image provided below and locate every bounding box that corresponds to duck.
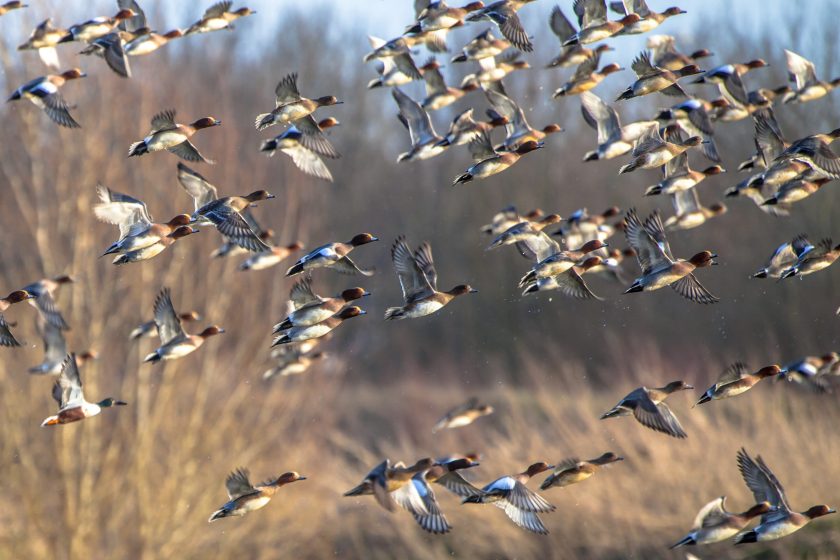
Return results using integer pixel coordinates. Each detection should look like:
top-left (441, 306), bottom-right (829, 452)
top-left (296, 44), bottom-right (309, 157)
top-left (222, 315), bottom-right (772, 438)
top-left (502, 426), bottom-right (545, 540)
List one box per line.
top-left (540, 452), bottom-right (623, 490)
top-left (128, 109), bottom-right (220, 163)
top-left (670, 497), bottom-right (772, 548)
top-left (752, 235), bottom-right (814, 279)
top-left (20, 275), bottom-right (72, 330)
top-left (780, 355), bottom-right (835, 392)
top-left (486, 89), bottom-right (563, 151)
top-left (94, 184), bottom-right (192, 256)
top-left (618, 125), bottom-right (702, 174)
top-left (262, 350), bottom-right (326, 380)
top-left (176, 163), bottom-right (273, 252)
top-left (521, 256), bottom-right (604, 299)
top-left (385, 236), bottom-right (477, 320)
top-left (364, 34), bottom-right (444, 63)
top-left (623, 209), bottom-right (718, 303)
top-left (644, 164), bottom-right (724, 196)
top-left (130, 310), bottom-right (201, 340)
top-left (286, 234), bottom-right (377, 277)
top-left (466, 0), bottom-right (537, 52)
top-left (255, 73), bottom-right (341, 131)
top-left (547, 6), bottom-right (613, 68)
top-left (780, 238), bottom-right (840, 279)
top-left (391, 87), bottom-right (446, 161)
top-left (420, 58), bottom-right (479, 111)
top-left (186, 1), bottom-right (256, 35)
top-left (452, 132), bottom-right (543, 184)
top-left (18, 18), bottom-right (70, 69)
top-left (518, 239), bottom-right (609, 286)
top-left (486, 214), bottom-right (563, 253)
top-left (58, 8), bottom-right (136, 43)
top-left (763, 174), bottom-right (832, 207)
top-left (580, 92), bottom-right (657, 161)
top-left (616, 51), bottom-right (700, 100)
top-left (437, 107), bottom-right (508, 147)
top-left (0, 1), bottom-right (26, 16)
top-left (343, 458), bottom-right (435, 512)
top-left (552, 54), bottom-right (623, 97)
top-left (780, 49), bottom-right (840, 104)
top-left (695, 363), bottom-right (782, 405)
top-left (124, 28), bottom-right (182, 56)
top-left (239, 242), bottom-right (305, 272)
top-left (7, 68), bottom-right (86, 128)
top-left (552, 206), bottom-right (621, 242)
top-left (461, 52), bottom-right (530, 90)
top-left (429, 456), bottom-right (484, 498)
top-left (260, 117), bottom-right (340, 182)
top-left (400, 467), bottom-right (453, 534)
top-left (647, 34), bottom-right (712, 72)
top-left (0, 290), bottom-right (34, 347)
top-left (735, 448), bottom-right (835, 543)
top-left (451, 29), bottom-right (509, 63)
top-left (112, 225), bottom-right (198, 264)
top-left (143, 288), bottom-right (224, 364)
top-left (778, 128), bottom-right (840, 179)
top-left (28, 317), bottom-right (97, 375)
top-left (79, 30), bottom-right (133, 78)
top-left (482, 206), bottom-right (544, 236)
top-left (563, 0), bottom-right (641, 46)
top-left (655, 98), bottom-right (721, 162)
top-left (208, 468), bottom-right (304, 522)
top-left (693, 60), bottom-right (769, 110)
top-left (41, 354), bottom-right (127, 426)
top-left (211, 219), bottom-right (272, 259)
top-left (432, 397), bottom-right (494, 432)
top-left (462, 462), bottom-right (556, 534)
top-left (406, 1), bottom-right (484, 33)
top-left (366, 36), bottom-right (423, 88)
top-left (600, 380), bottom-right (693, 438)
top-left (274, 279), bottom-right (369, 332)
top-left (610, 0), bottom-right (685, 35)
top-left (272, 306), bottom-right (365, 346)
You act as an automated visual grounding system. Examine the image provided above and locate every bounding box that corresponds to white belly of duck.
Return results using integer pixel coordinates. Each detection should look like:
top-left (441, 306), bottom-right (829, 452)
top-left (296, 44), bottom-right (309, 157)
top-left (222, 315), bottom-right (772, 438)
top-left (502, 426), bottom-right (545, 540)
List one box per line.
top-left (695, 524), bottom-right (739, 544)
top-left (408, 299), bottom-right (445, 318)
top-left (147, 131), bottom-right (188, 151)
top-left (239, 496), bottom-right (271, 514)
top-left (293, 323), bottom-right (333, 341)
top-left (159, 341), bottom-right (200, 360)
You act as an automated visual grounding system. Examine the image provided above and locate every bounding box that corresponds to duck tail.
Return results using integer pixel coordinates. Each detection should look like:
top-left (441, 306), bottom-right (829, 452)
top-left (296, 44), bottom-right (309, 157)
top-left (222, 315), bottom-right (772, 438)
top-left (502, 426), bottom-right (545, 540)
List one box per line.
top-left (128, 327), bottom-right (144, 341)
top-left (272, 318), bottom-right (293, 333)
top-left (451, 53), bottom-right (467, 63)
top-left (734, 531), bottom-right (757, 545)
top-left (521, 283), bottom-right (539, 296)
top-left (644, 185), bottom-right (662, 196)
top-left (255, 113), bottom-right (275, 131)
top-left (583, 150), bottom-right (599, 162)
top-left (128, 140), bottom-right (148, 157)
top-left (669, 534), bottom-right (696, 549)
top-left (615, 88), bottom-right (634, 102)
top-left (101, 242), bottom-right (122, 256)
top-left (761, 197), bottom-right (777, 206)
top-left (751, 269), bottom-right (768, 279)
top-left (367, 78), bottom-right (383, 89)
top-left (618, 160), bottom-right (639, 175)
top-left (208, 508), bottom-right (227, 522)
top-left (57, 32), bottom-right (74, 44)
top-left (384, 307), bottom-right (406, 320)
top-left (599, 407), bottom-right (622, 420)
top-left (694, 393), bottom-right (712, 406)
top-left (623, 281), bottom-right (643, 294)
top-left (41, 415), bottom-right (60, 427)
top-left (271, 335), bottom-right (290, 347)
top-left (285, 262), bottom-right (305, 277)
top-left (452, 172), bottom-right (473, 185)
top-left (143, 351), bottom-right (161, 364)
top-left (112, 254), bottom-right (129, 265)
top-left (259, 138), bottom-right (278, 155)
top-left (518, 270), bottom-right (537, 287)
top-left (7, 90), bottom-right (21, 102)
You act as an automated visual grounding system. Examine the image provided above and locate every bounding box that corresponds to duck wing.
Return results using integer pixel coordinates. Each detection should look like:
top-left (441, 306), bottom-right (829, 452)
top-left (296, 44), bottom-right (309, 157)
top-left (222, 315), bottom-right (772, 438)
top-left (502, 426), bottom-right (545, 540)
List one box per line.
top-left (737, 448), bottom-right (791, 512)
top-left (392, 236), bottom-right (435, 303)
top-left (38, 317), bottom-right (67, 366)
top-left (575, 0), bottom-right (607, 28)
top-left (94, 184), bottom-right (153, 239)
top-left (207, 210), bottom-right (271, 252)
top-left (624, 209), bottom-right (672, 274)
top-left (505, 481), bottom-right (556, 513)
top-left (413, 242), bottom-right (438, 291)
top-left (580, 92), bottom-right (621, 145)
top-left (671, 273), bottom-right (718, 304)
top-left (501, 503), bottom-right (549, 534)
top-left (150, 109), bottom-right (176, 132)
top-left (495, 9), bottom-right (532, 53)
top-left (752, 109), bottom-right (786, 165)
top-left (41, 92), bottom-right (80, 128)
top-left (632, 389), bottom-right (687, 438)
top-left (693, 496), bottom-right (730, 530)
top-left (281, 145), bottom-right (333, 182)
top-left (549, 5), bottom-right (577, 43)
top-left (0, 314), bottom-right (22, 347)
top-left (168, 139), bottom-right (212, 164)
top-left (295, 116), bottom-right (340, 159)
top-left (408, 476), bottom-right (450, 534)
top-left (177, 162), bottom-right (218, 210)
top-left (204, 0), bottom-right (232, 19)
top-left (333, 256), bottom-right (375, 276)
top-left (118, 0), bottom-right (146, 32)
top-left (436, 471), bottom-right (483, 498)
top-left (717, 363), bottom-right (750, 385)
top-left (288, 278), bottom-right (321, 310)
top-left (785, 49), bottom-right (818, 90)
top-left (552, 269), bottom-right (602, 300)
top-left (631, 51), bottom-right (658, 79)
top-left (422, 58), bottom-right (447, 95)
top-left (153, 288), bottom-right (185, 345)
top-left (225, 468), bottom-right (256, 499)
top-left (392, 87), bottom-right (437, 146)
top-left (54, 353), bottom-right (84, 408)
top-left (468, 130), bottom-right (497, 162)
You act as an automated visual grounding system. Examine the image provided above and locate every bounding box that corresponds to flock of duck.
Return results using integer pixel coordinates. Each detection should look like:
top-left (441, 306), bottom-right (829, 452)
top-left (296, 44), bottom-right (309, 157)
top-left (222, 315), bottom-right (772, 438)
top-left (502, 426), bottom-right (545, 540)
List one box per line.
top-left (2, 0), bottom-right (839, 551)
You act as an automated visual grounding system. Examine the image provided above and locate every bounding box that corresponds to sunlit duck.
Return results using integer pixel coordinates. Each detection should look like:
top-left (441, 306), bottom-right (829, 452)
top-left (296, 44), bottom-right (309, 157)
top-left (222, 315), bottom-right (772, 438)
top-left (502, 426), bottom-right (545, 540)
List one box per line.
top-left (647, 34), bottom-right (712, 72)
top-left (391, 87), bottom-right (446, 161)
top-left (420, 58), bottom-right (478, 111)
top-left (656, 98), bottom-right (721, 162)
top-left (552, 55), bottom-right (623, 97)
top-left (432, 397), bottom-right (494, 432)
top-left (79, 30), bottom-right (133, 78)
top-left (272, 306), bottom-right (365, 346)
top-left (486, 214), bottom-right (562, 252)
top-left (437, 107), bottom-right (508, 147)
top-left (451, 29), bottom-right (509, 63)
top-left (453, 132), bottom-right (543, 184)
top-left (0, 1), bottom-right (27, 16)
top-left (128, 109), bottom-right (220, 162)
top-left (29, 318), bottom-right (97, 375)
top-left (58, 9), bottom-right (136, 43)
top-left (385, 236), bottom-right (477, 320)
top-left (693, 60), bottom-right (769, 109)
top-left (778, 128), bottom-right (840, 179)
top-left (618, 125), bottom-right (702, 174)
top-left (20, 275), bottom-right (72, 330)
top-left (780, 355), bottom-right (835, 392)
top-left (462, 462), bottom-right (556, 534)
top-left (671, 497), bottom-right (771, 548)
top-left (610, 0), bottom-right (685, 35)
top-left (521, 256), bottom-right (604, 299)
top-left (665, 191), bottom-right (727, 232)
top-left (124, 28), bottom-right (182, 55)
top-left (286, 234), bottom-right (377, 277)
top-left (645, 165), bottom-right (724, 196)
top-left (600, 380), bottom-right (693, 438)
top-left (397, 467), bottom-right (453, 534)
top-left (406, 1), bottom-right (484, 33)
top-left (130, 310), bottom-right (201, 340)
top-left (616, 51), bottom-right (700, 100)
top-left (466, 0), bottom-right (537, 52)
top-left (547, 6), bottom-right (613, 68)
top-left (552, 206), bottom-right (621, 242)
top-left (623, 209), bottom-right (718, 303)
top-left (429, 456), bottom-right (483, 498)
top-left (17, 19), bottom-right (70, 69)
top-left (41, 354), bottom-right (127, 426)
top-left (481, 206), bottom-right (544, 236)
top-left (0, 290), bottom-right (34, 347)
top-left (274, 279), bottom-right (369, 332)
top-left (208, 468), bottom-right (304, 522)
top-left (239, 242), bottom-right (305, 272)
top-left (735, 448), bottom-right (835, 544)
top-left (94, 184), bottom-right (191, 257)
top-left (143, 288), bottom-right (224, 363)
top-left (461, 52), bottom-right (530, 89)
top-left (763, 175), bottom-right (832, 207)
top-left (343, 458), bottom-right (435, 512)
top-left (255, 73), bottom-right (341, 131)
top-left (112, 225), bottom-right (197, 264)
top-left (262, 350), bottom-right (326, 380)
top-left (186, 1), bottom-right (256, 35)
top-left (261, 117), bottom-right (340, 182)
top-left (518, 239), bottom-right (608, 286)
top-left (540, 452), bottom-right (623, 490)
top-left (7, 68), bottom-right (86, 128)
top-left (752, 234), bottom-right (813, 279)
top-left (580, 92), bottom-right (657, 161)
top-left (780, 49), bottom-right (840, 105)
top-left (363, 34), bottom-right (442, 62)
top-left (366, 36), bottom-right (422, 88)
top-left (780, 238), bottom-right (840, 279)
top-left (695, 363), bottom-right (782, 406)
top-left (486, 89), bottom-right (563, 151)
top-left (562, 0), bottom-right (640, 46)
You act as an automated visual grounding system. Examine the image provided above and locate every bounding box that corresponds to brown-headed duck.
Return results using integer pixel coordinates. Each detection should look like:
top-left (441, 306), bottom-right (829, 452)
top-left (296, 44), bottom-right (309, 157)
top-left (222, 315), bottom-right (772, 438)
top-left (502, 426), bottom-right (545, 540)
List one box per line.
top-left (142, 288), bottom-right (224, 363)
top-left (671, 497), bottom-right (771, 548)
top-left (600, 380), bottom-right (693, 438)
top-left (7, 68), bottom-right (86, 128)
top-left (58, 9), bottom-right (136, 43)
top-left (580, 92), bottom-right (658, 161)
top-left (208, 468), bottom-right (305, 522)
top-left (695, 363), bottom-right (782, 405)
top-left (255, 73), bottom-right (341, 131)
top-left (752, 235), bottom-right (814, 279)
top-left (616, 51), bottom-right (700, 100)
top-left (260, 117), bottom-right (340, 182)
top-left (453, 132), bottom-right (543, 184)
top-left (392, 87), bottom-right (446, 161)
top-left (540, 452), bottom-right (623, 490)
top-left (486, 89), bottom-right (563, 151)
top-left (432, 397), bottom-right (494, 432)
top-left (273, 278), bottom-right (369, 331)
top-left (466, 0), bottom-right (537, 52)
top-left (0, 290), bottom-right (34, 347)
top-left (286, 233), bottom-right (378, 277)
top-left (271, 306), bottom-right (366, 346)
top-left (128, 109), bottom-right (220, 163)
top-left (186, 1), bottom-right (256, 35)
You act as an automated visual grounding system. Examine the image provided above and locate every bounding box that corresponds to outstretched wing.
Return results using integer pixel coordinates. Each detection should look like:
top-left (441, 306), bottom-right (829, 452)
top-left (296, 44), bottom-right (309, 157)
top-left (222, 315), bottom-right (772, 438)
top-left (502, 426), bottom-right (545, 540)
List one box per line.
top-left (153, 288), bottom-right (185, 344)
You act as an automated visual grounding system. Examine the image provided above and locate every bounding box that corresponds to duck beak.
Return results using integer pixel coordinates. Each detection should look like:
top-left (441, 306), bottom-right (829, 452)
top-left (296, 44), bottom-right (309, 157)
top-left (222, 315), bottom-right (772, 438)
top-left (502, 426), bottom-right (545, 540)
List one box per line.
top-left (266, 193), bottom-right (276, 199)
top-left (115, 400), bottom-right (128, 406)
top-left (370, 236), bottom-right (380, 242)
top-left (297, 475), bottom-right (307, 480)
top-left (469, 288), bottom-right (479, 293)
top-left (213, 120), bottom-right (222, 126)
top-left (546, 464), bottom-right (556, 470)
top-left (362, 291), bottom-right (371, 297)
top-left (684, 384), bottom-right (694, 390)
